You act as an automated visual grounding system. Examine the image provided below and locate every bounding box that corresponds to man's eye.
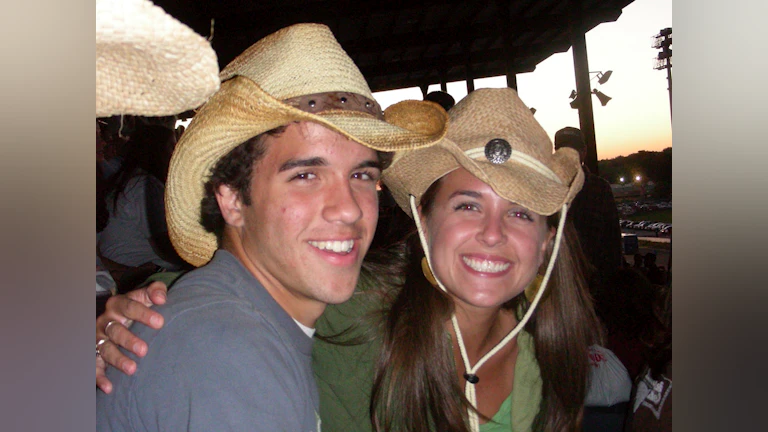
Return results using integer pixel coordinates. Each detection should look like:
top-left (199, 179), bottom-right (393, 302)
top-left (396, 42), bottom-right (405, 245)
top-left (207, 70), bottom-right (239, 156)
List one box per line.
top-left (292, 172), bottom-right (316, 181)
top-left (352, 170), bottom-right (379, 181)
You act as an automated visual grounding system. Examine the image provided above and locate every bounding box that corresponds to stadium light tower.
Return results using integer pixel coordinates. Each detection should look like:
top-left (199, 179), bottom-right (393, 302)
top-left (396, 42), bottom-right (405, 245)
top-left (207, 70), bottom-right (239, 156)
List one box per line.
top-left (652, 27), bottom-right (672, 119)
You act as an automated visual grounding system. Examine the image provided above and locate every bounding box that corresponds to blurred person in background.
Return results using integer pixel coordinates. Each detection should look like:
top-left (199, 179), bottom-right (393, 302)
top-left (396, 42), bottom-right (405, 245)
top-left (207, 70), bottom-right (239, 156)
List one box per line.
top-left (554, 126), bottom-right (622, 303)
top-left (97, 123), bottom-right (189, 290)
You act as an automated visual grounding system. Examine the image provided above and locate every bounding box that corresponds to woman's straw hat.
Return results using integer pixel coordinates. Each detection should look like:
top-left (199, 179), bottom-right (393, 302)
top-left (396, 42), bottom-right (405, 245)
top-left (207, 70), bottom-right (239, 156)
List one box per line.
top-left (96, 0), bottom-right (220, 117)
top-left (383, 87), bottom-right (584, 217)
top-left (166, 23), bottom-right (448, 267)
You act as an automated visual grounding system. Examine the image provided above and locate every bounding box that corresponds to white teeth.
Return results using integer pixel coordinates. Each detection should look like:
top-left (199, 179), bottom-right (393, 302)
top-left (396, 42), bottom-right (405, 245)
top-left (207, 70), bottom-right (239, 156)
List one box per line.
top-left (462, 257), bottom-right (510, 273)
top-left (308, 240), bottom-right (354, 254)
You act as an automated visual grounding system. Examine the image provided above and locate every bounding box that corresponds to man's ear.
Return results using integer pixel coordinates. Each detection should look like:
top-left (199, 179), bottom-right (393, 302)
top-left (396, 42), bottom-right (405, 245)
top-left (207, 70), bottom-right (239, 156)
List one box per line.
top-left (215, 184), bottom-right (245, 228)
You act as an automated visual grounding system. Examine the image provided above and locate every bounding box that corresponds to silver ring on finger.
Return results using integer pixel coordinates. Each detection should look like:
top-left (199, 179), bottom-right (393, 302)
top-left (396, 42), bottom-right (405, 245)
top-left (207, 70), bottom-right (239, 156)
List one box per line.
top-left (104, 320), bottom-right (119, 337)
top-left (97, 338), bottom-right (108, 358)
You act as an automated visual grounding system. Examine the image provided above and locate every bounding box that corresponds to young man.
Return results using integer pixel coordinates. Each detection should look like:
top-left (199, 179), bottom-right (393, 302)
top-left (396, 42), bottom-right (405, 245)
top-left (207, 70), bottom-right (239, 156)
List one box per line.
top-left (96, 23), bottom-right (446, 431)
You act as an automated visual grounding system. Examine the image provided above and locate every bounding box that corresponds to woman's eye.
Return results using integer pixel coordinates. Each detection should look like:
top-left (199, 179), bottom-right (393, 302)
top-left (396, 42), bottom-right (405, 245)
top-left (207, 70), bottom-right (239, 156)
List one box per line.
top-left (510, 210), bottom-right (533, 221)
top-left (454, 202), bottom-right (478, 211)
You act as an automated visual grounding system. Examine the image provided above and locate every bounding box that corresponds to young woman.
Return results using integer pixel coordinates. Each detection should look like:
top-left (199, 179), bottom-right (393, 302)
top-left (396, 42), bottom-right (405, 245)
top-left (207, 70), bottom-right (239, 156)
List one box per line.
top-left (96, 88), bottom-right (601, 431)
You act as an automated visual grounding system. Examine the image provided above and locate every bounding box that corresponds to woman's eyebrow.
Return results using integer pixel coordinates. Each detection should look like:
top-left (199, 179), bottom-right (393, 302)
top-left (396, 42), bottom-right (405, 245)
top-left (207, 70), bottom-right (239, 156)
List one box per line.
top-left (448, 190), bottom-right (482, 200)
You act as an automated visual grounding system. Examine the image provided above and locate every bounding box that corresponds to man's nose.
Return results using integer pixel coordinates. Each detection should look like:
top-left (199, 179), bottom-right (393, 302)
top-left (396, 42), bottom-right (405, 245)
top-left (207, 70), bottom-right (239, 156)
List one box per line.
top-left (323, 181), bottom-right (363, 224)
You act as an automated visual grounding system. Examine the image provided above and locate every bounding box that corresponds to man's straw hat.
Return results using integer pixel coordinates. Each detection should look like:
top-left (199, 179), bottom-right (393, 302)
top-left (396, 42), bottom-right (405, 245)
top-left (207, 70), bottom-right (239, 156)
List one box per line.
top-left (166, 23), bottom-right (448, 267)
top-left (383, 87), bottom-right (584, 218)
top-left (96, 0), bottom-right (220, 117)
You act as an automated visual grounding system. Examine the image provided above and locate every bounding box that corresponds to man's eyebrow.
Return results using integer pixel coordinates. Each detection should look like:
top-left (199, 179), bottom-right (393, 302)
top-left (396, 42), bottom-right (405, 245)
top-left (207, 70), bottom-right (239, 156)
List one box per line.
top-left (278, 158), bottom-right (383, 172)
top-left (448, 190), bottom-right (482, 200)
top-left (356, 160), bottom-right (383, 170)
top-left (278, 157), bottom-right (327, 172)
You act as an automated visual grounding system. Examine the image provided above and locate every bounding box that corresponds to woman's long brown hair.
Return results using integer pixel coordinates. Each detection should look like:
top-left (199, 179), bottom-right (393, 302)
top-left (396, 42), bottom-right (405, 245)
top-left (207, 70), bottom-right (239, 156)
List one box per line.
top-left (370, 178), bottom-right (602, 432)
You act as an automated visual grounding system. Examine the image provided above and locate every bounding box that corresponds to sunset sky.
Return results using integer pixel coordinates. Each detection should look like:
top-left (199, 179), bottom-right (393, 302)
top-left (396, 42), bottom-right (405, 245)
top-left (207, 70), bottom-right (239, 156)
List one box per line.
top-left (373, 0), bottom-right (673, 161)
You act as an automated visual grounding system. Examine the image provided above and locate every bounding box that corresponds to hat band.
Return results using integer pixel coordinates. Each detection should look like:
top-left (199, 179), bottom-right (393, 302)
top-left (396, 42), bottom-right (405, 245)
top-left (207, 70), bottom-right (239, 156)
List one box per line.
top-left (464, 147), bottom-right (562, 184)
top-left (283, 92), bottom-right (383, 119)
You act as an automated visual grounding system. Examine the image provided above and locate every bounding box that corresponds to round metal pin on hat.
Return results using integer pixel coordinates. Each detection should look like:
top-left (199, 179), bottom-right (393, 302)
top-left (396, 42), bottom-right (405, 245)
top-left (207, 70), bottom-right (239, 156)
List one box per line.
top-left (484, 138), bottom-right (512, 164)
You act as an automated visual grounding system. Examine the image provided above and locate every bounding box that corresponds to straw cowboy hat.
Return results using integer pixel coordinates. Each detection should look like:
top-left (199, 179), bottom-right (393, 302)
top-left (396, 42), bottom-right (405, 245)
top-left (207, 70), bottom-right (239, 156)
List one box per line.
top-left (383, 87), bottom-right (584, 218)
top-left (166, 23), bottom-right (449, 267)
top-left (96, 0), bottom-right (220, 117)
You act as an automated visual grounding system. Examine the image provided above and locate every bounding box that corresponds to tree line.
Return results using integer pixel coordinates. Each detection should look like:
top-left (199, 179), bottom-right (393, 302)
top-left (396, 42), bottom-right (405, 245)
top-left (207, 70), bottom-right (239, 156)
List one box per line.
top-left (597, 147), bottom-right (672, 199)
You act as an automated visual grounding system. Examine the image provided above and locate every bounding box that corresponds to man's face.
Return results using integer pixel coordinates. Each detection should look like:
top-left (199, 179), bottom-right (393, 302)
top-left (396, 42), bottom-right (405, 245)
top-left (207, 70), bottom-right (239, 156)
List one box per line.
top-left (232, 122), bottom-right (381, 324)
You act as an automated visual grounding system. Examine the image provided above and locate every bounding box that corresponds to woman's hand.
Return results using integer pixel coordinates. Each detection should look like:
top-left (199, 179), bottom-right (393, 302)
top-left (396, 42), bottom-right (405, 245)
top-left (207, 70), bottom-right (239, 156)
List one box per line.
top-left (96, 281), bottom-right (168, 393)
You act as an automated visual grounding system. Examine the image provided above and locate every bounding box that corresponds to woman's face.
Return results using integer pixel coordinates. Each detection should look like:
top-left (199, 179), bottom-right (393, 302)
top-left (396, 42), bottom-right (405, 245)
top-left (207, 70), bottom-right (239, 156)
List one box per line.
top-left (421, 168), bottom-right (554, 310)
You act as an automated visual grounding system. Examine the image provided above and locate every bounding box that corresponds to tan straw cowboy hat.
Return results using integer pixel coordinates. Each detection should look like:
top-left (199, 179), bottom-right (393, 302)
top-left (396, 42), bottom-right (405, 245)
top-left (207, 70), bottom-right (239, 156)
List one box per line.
top-left (166, 23), bottom-right (448, 267)
top-left (383, 87), bottom-right (584, 217)
top-left (96, 0), bottom-right (220, 117)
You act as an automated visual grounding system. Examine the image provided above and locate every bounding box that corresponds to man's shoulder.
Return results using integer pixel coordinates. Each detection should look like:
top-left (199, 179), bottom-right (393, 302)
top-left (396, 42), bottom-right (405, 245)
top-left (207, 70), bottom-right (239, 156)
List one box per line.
top-left (149, 286), bottom-right (278, 349)
top-left (585, 172), bottom-right (613, 190)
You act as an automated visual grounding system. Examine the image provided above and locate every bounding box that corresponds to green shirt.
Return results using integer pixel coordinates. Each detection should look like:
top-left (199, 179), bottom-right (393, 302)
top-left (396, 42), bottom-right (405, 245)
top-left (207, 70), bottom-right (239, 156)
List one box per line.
top-left (314, 278), bottom-right (543, 431)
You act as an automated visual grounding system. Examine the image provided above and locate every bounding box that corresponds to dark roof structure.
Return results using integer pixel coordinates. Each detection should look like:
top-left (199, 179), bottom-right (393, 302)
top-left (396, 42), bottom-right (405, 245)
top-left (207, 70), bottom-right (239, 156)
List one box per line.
top-left (154, 0), bottom-right (634, 93)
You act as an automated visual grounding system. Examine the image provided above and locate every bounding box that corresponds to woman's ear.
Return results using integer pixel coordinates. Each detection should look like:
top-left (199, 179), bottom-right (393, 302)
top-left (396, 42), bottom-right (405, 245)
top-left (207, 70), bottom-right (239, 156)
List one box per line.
top-left (215, 184), bottom-right (245, 228)
top-left (539, 227), bottom-right (556, 266)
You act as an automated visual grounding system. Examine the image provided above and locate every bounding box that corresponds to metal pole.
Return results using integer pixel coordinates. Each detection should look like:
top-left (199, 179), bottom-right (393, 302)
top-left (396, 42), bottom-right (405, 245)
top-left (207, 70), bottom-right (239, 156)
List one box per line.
top-left (571, 27), bottom-right (599, 175)
top-left (506, 73), bottom-right (517, 90)
top-left (667, 61), bottom-right (672, 119)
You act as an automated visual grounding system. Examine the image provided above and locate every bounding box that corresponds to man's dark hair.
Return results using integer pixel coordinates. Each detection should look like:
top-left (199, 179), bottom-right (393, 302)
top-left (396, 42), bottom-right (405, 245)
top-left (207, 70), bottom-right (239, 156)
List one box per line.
top-left (200, 126), bottom-right (285, 240)
top-left (199, 124), bottom-right (391, 242)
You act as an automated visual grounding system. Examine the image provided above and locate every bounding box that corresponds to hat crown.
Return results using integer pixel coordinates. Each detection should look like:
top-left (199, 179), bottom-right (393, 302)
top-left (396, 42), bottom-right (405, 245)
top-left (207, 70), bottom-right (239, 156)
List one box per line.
top-left (219, 24), bottom-right (374, 101)
top-left (446, 88), bottom-right (552, 161)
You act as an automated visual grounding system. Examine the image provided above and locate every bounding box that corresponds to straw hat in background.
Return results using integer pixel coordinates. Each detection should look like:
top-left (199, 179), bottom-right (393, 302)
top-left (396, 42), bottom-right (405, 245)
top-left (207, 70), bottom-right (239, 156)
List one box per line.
top-left (96, 0), bottom-right (220, 117)
top-left (383, 87), bottom-right (584, 218)
top-left (166, 23), bottom-right (449, 267)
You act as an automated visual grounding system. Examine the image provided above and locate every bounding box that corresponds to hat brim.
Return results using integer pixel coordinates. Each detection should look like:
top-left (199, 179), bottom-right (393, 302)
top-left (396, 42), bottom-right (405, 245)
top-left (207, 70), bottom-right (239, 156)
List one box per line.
top-left (166, 76), bottom-right (448, 266)
top-left (383, 138), bottom-right (584, 218)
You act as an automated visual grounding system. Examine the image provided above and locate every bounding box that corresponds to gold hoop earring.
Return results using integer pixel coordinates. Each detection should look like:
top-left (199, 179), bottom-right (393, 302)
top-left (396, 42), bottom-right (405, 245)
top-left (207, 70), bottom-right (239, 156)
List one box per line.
top-left (421, 257), bottom-right (439, 287)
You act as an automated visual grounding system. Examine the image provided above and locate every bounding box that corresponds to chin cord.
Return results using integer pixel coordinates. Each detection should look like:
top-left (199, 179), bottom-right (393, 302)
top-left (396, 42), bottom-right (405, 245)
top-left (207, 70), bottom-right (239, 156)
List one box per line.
top-left (410, 195), bottom-right (569, 432)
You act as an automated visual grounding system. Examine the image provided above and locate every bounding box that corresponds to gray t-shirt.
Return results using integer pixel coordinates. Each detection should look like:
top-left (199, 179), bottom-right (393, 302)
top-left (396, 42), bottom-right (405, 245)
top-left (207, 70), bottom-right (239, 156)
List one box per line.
top-left (97, 250), bottom-right (320, 431)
